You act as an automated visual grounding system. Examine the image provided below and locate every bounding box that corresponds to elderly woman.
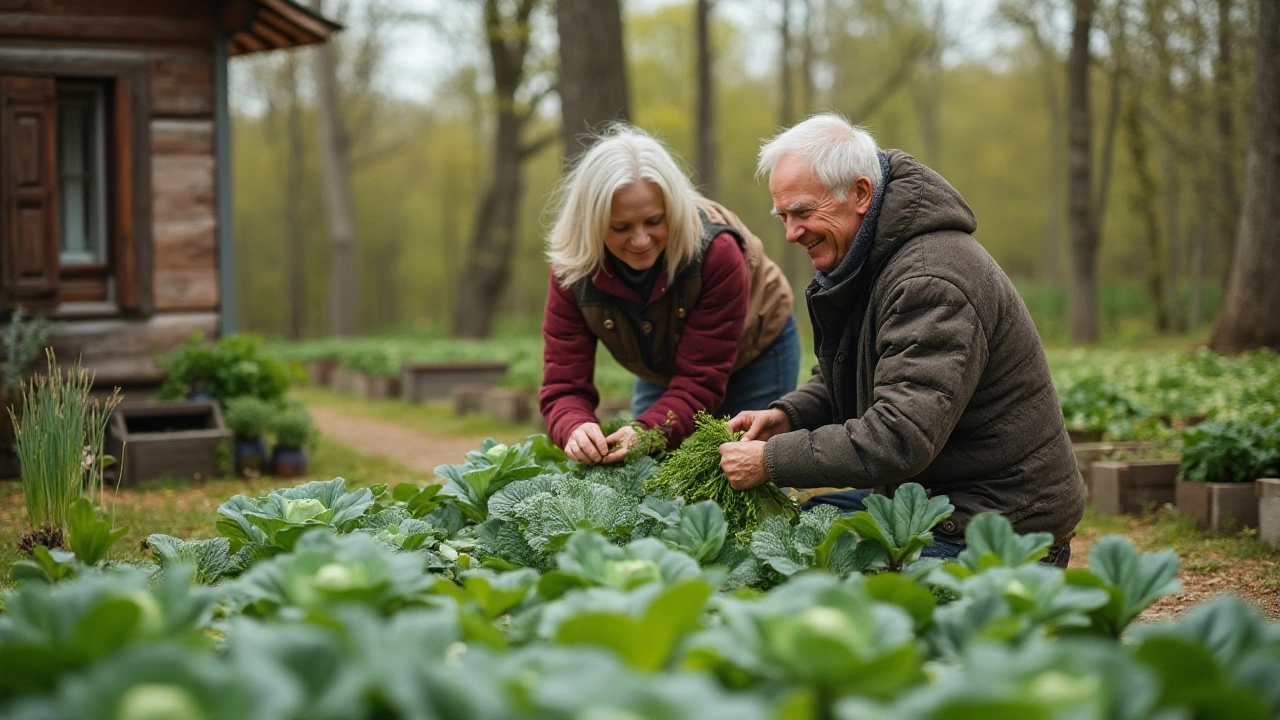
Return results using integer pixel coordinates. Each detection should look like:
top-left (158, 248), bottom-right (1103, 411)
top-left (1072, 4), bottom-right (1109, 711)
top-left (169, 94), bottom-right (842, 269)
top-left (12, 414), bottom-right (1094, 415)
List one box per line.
top-left (540, 125), bottom-right (799, 465)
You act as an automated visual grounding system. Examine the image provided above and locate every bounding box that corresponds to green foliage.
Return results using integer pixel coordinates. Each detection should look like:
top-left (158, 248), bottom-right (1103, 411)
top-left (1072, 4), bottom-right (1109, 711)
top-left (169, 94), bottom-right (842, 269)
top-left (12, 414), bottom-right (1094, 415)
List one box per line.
top-left (953, 512), bottom-right (1055, 573)
top-left (842, 483), bottom-right (955, 572)
top-left (65, 499), bottom-right (128, 567)
top-left (157, 333), bottom-right (300, 406)
top-left (436, 438), bottom-right (549, 523)
top-left (643, 411), bottom-right (798, 537)
top-left (1066, 535), bottom-right (1182, 638)
top-left (1179, 419), bottom-right (1280, 484)
top-left (215, 477), bottom-right (376, 555)
top-left (555, 578), bottom-right (715, 671)
top-left (221, 396), bottom-right (277, 440)
top-left (1057, 375), bottom-right (1157, 440)
top-left (268, 405), bottom-right (316, 449)
top-left (0, 308), bottom-right (51, 399)
top-left (11, 353), bottom-right (119, 533)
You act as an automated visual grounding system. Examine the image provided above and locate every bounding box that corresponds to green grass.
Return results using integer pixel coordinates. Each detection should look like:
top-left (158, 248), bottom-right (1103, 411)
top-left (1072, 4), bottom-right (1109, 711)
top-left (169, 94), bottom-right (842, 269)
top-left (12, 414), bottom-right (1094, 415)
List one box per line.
top-left (0, 438), bottom-right (428, 587)
top-left (1075, 506), bottom-right (1280, 589)
top-left (293, 386), bottom-right (544, 441)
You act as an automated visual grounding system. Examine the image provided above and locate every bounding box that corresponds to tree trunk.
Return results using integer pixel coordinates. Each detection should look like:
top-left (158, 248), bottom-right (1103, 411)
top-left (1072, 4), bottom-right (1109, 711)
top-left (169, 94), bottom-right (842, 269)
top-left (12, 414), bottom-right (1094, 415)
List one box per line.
top-left (557, 0), bottom-right (630, 159)
top-left (1210, 0), bottom-right (1280, 352)
top-left (779, 0), bottom-right (793, 128)
top-left (1124, 93), bottom-right (1169, 332)
top-left (1213, 0), bottom-right (1240, 288)
top-left (452, 0), bottom-right (543, 338)
top-left (914, 0), bottom-right (945, 167)
top-left (696, 0), bottom-right (717, 196)
top-left (801, 0), bottom-right (817, 114)
top-left (284, 52), bottom-right (307, 340)
top-left (311, 0), bottom-right (359, 337)
top-left (1066, 0), bottom-right (1099, 343)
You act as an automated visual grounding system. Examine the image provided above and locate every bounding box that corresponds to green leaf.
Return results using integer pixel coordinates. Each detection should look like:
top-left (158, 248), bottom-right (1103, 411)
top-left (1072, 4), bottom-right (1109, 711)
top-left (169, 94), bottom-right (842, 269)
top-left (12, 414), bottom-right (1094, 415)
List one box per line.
top-left (956, 512), bottom-right (1054, 572)
top-left (1072, 535), bottom-right (1181, 637)
top-left (861, 573), bottom-right (937, 631)
top-left (851, 483), bottom-right (954, 570)
top-left (65, 498), bottom-right (128, 566)
top-left (406, 484), bottom-right (445, 518)
top-left (554, 579), bottom-right (713, 671)
top-left (661, 501), bottom-right (727, 564)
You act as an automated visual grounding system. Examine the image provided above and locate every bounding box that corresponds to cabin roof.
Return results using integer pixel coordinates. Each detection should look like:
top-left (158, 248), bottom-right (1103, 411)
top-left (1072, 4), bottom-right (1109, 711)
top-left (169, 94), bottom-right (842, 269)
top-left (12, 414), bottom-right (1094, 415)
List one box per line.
top-left (223, 0), bottom-right (343, 56)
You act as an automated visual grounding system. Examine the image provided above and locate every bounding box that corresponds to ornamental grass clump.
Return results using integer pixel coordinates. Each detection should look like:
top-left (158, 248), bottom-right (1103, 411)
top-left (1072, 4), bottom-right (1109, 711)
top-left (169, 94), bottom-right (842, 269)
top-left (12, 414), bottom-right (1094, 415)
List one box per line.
top-left (10, 351), bottom-right (120, 541)
top-left (643, 411), bottom-right (797, 537)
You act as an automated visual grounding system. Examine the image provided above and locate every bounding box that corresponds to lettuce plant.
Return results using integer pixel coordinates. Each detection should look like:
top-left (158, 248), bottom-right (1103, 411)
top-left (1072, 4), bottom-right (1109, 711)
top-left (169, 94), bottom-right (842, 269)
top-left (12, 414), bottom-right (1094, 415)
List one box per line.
top-left (1066, 535), bottom-right (1181, 638)
top-left (826, 483), bottom-right (954, 573)
top-left (215, 477), bottom-right (376, 555)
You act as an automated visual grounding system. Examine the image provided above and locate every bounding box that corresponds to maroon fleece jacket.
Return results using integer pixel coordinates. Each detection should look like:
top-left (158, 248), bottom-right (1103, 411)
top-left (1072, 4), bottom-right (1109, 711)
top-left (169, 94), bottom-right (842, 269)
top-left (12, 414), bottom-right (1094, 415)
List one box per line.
top-left (540, 232), bottom-right (749, 446)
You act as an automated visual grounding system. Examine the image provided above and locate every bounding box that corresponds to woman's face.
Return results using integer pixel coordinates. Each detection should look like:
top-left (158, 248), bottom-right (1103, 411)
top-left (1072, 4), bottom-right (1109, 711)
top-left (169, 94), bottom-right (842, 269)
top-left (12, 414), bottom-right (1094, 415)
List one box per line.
top-left (606, 181), bottom-right (668, 271)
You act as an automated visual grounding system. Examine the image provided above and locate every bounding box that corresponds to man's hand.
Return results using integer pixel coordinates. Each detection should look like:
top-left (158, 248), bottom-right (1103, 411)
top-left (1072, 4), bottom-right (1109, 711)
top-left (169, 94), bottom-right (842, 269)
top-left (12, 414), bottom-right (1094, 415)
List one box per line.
top-left (719, 439), bottom-right (768, 491)
top-left (600, 424), bottom-right (637, 464)
top-left (564, 422), bottom-right (611, 465)
top-left (726, 408), bottom-right (792, 441)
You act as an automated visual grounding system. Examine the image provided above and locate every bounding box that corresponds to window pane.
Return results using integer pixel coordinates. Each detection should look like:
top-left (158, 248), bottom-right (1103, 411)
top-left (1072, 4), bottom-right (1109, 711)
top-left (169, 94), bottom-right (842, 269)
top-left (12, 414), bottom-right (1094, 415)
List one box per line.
top-left (56, 85), bottom-right (107, 265)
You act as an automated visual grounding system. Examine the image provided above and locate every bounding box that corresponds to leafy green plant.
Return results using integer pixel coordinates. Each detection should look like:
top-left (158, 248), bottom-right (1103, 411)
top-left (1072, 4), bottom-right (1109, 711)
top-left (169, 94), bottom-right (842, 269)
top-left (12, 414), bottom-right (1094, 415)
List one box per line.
top-left (1058, 375), bottom-right (1157, 440)
top-left (952, 512), bottom-right (1055, 574)
top-left (222, 396), bottom-right (276, 440)
top-left (436, 438), bottom-right (546, 522)
top-left (643, 411), bottom-right (797, 537)
top-left (1065, 535), bottom-right (1181, 638)
top-left (269, 405), bottom-right (315, 449)
top-left (147, 535), bottom-right (238, 585)
top-left (0, 308), bottom-right (51, 400)
top-left (157, 333), bottom-right (300, 406)
top-left (554, 578), bottom-right (715, 671)
top-left (11, 352), bottom-right (119, 534)
top-left (215, 477), bottom-right (376, 555)
top-left (64, 498), bottom-right (128, 566)
top-left (1179, 419), bottom-right (1280, 483)
top-left (834, 483), bottom-right (954, 573)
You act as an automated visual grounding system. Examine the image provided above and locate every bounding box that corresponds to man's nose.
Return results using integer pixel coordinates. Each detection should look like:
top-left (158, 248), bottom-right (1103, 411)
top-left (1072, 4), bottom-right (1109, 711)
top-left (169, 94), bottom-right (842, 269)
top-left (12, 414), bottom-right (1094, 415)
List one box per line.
top-left (785, 221), bottom-right (806, 243)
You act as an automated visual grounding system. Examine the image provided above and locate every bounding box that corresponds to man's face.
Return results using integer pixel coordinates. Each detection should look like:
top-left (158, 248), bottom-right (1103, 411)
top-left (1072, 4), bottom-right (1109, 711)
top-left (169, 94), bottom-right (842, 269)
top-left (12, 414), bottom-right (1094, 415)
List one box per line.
top-left (768, 155), bottom-right (874, 273)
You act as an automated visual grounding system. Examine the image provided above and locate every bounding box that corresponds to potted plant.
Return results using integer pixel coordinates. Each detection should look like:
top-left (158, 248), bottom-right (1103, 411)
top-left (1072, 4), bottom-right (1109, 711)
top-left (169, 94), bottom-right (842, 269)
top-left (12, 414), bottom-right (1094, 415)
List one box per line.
top-left (1176, 419), bottom-right (1280, 532)
top-left (270, 406), bottom-right (316, 478)
top-left (223, 396), bottom-right (276, 476)
top-left (157, 332), bottom-right (302, 407)
top-left (10, 352), bottom-right (119, 555)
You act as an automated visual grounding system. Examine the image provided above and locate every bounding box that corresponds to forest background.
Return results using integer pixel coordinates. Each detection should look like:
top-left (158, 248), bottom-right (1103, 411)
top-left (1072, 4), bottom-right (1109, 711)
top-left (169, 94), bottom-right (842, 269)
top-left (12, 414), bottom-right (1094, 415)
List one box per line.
top-left (227, 0), bottom-right (1264, 348)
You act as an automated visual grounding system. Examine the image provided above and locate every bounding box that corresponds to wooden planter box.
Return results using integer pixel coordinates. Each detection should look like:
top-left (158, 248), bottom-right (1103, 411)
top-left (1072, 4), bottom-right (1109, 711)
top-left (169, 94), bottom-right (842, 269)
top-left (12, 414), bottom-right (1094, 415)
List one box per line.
top-left (1073, 441), bottom-right (1159, 501)
top-left (330, 366), bottom-right (360, 395)
top-left (1067, 428), bottom-right (1104, 444)
top-left (451, 383), bottom-right (492, 416)
top-left (401, 362), bottom-right (508, 403)
top-left (108, 401), bottom-right (232, 485)
top-left (357, 374), bottom-right (400, 400)
top-left (1258, 478), bottom-right (1280, 548)
top-left (1175, 479), bottom-right (1259, 532)
top-left (1091, 459), bottom-right (1179, 515)
top-left (305, 359), bottom-right (338, 387)
top-left (483, 388), bottom-right (534, 424)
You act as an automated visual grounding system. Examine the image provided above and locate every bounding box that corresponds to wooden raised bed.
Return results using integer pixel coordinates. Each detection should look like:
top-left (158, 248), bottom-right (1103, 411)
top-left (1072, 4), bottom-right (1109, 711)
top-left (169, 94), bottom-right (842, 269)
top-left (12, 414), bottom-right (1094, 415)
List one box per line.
top-left (108, 401), bottom-right (232, 485)
top-left (1258, 478), bottom-right (1280, 548)
top-left (304, 359), bottom-right (338, 387)
top-left (1091, 459), bottom-right (1179, 515)
top-left (483, 388), bottom-right (535, 424)
top-left (401, 362), bottom-right (508, 404)
top-left (1175, 479), bottom-right (1259, 532)
top-left (1073, 441), bottom-right (1159, 501)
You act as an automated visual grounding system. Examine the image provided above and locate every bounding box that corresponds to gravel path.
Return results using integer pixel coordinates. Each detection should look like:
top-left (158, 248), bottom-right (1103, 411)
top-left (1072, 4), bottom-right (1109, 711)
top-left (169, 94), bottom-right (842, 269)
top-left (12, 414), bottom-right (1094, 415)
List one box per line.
top-left (309, 405), bottom-right (488, 476)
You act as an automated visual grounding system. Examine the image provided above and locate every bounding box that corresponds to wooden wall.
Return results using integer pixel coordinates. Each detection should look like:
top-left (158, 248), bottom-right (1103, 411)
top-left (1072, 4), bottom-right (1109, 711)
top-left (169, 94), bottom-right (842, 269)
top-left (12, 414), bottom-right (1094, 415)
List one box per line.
top-left (1, 0), bottom-right (222, 388)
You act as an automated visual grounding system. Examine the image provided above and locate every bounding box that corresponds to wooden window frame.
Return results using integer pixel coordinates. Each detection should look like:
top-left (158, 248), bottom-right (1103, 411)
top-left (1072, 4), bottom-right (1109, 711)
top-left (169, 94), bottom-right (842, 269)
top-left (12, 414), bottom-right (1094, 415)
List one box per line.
top-left (0, 48), bottom-right (153, 318)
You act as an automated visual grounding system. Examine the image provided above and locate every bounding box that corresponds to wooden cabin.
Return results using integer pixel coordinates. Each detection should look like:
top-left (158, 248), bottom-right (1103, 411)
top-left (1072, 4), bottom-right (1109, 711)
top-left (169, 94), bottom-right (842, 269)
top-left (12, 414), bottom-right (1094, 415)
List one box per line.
top-left (0, 0), bottom-right (338, 390)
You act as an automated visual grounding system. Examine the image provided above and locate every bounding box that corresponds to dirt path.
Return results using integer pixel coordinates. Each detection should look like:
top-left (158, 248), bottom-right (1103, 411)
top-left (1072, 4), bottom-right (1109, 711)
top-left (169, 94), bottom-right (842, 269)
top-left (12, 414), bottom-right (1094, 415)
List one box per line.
top-left (309, 405), bottom-right (488, 476)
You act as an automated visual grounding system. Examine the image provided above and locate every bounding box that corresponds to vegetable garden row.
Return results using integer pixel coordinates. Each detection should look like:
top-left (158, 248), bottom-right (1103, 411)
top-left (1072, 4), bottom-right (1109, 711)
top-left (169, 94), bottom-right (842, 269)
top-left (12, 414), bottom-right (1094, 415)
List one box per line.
top-left (4, 426), bottom-right (1279, 720)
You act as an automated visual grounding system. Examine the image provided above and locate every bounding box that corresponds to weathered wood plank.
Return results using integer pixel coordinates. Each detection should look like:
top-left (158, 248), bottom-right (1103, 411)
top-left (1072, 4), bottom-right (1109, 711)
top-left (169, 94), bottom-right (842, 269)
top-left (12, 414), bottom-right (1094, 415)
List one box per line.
top-left (151, 119), bottom-right (212, 155)
top-left (149, 54), bottom-right (213, 117)
top-left (0, 13), bottom-right (210, 50)
top-left (151, 153), bottom-right (214, 222)
top-left (154, 217), bottom-right (216, 270)
top-left (154, 268), bottom-right (219, 310)
top-left (45, 311), bottom-right (219, 386)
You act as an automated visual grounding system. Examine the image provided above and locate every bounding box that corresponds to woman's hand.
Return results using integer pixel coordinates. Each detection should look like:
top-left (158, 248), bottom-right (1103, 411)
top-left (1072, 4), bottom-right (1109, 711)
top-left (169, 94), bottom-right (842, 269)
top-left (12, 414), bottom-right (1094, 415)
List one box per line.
top-left (726, 408), bottom-right (792, 441)
top-left (564, 422), bottom-right (611, 465)
top-left (600, 425), bottom-right (638, 464)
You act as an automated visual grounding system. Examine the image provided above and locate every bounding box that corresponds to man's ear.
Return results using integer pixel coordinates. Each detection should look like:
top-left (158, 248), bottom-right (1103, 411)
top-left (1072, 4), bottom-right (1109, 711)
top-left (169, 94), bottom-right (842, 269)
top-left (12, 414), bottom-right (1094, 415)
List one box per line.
top-left (850, 176), bottom-right (874, 216)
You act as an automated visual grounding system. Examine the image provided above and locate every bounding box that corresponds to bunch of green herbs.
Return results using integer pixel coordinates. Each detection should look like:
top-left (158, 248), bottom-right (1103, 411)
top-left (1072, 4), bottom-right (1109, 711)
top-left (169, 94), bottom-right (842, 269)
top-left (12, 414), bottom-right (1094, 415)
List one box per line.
top-left (643, 411), bottom-right (797, 537)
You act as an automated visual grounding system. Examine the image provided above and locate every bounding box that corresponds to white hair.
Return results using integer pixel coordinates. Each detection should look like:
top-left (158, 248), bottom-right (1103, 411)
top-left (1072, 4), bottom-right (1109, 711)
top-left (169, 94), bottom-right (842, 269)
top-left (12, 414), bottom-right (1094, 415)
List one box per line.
top-left (546, 125), bottom-right (703, 287)
top-left (756, 112), bottom-right (882, 201)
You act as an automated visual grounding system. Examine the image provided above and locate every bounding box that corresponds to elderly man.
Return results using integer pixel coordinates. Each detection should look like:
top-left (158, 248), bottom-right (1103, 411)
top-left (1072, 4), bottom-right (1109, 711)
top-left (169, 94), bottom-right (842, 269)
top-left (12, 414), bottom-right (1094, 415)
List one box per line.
top-left (719, 113), bottom-right (1083, 566)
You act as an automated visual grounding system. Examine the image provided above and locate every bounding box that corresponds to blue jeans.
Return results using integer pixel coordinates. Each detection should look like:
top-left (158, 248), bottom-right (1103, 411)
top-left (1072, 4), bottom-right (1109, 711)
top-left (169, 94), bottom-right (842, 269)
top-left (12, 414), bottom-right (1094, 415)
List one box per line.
top-left (802, 489), bottom-right (965, 559)
top-left (632, 316), bottom-right (801, 419)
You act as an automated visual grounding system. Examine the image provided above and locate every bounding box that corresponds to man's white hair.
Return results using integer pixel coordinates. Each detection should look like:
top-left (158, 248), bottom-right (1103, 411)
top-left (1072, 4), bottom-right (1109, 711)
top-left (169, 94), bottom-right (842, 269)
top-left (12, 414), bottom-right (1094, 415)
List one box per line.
top-left (546, 125), bottom-right (702, 287)
top-left (757, 113), bottom-right (882, 201)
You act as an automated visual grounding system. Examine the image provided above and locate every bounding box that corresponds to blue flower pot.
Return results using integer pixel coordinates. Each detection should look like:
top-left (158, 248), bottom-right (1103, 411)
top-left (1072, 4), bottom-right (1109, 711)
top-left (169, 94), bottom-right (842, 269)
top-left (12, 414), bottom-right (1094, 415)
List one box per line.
top-left (234, 437), bottom-right (267, 476)
top-left (270, 446), bottom-right (308, 478)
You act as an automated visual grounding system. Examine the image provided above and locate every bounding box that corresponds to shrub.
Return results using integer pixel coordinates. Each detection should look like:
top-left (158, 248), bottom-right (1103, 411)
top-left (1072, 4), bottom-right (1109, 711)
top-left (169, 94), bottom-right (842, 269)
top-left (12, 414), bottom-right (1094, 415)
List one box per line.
top-left (271, 407), bottom-right (316, 449)
top-left (1179, 419), bottom-right (1280, 484)
top-left (157, 333), bottom-right (301, 406)
top-left (1, 308), bottom-right (52, 400)
top-left (223, 397), bottom-right (277, 440)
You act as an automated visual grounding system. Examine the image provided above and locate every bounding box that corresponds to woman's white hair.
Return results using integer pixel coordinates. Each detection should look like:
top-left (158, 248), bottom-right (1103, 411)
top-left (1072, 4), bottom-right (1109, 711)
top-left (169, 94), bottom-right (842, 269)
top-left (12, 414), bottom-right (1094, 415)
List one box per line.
top-left (546, 125), bottom-right (703, 287)
top-left (756, 112), bottom-right (882, 201)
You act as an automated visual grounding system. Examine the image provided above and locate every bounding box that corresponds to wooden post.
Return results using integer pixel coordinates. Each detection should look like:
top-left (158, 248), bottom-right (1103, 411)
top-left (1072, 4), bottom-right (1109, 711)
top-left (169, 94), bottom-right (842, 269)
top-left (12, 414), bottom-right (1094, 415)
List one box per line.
top-left (1257, 478), bottom-right (1280, 548)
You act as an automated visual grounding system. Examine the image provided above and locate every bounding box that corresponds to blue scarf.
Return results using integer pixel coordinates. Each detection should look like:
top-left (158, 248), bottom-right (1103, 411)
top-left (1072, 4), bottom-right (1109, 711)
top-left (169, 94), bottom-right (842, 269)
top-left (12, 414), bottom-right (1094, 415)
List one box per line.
top-left (815, 151), bottom-right (891, 289)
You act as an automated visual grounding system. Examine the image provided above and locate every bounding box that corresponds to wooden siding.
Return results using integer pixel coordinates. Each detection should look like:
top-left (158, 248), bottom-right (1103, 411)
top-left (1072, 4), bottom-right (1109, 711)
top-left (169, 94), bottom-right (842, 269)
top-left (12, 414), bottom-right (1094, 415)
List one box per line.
top-left (0, 0), bottom-right (222, 385)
